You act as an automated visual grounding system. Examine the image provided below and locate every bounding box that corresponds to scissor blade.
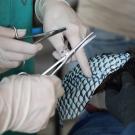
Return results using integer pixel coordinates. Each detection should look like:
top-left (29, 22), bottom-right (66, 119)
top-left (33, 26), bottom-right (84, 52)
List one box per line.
top-left (34, 27), bottom-right (66, 44)
top-left (50, 58), bottom-right (68, 75)
top-left (74, 32), bottom-right (95, 53)
top-left (44, 27), bottom-right (66, 39)
top-left (42, 32), bottom-right (96, 76)
top-left (78, 35), bottom-right (96, 51)
top-left (68, 33), bottom-right (96, 58)
top-left (41, 56), bottom-right (66, 75)
top-left (18, 27), bottom-right (66, 39)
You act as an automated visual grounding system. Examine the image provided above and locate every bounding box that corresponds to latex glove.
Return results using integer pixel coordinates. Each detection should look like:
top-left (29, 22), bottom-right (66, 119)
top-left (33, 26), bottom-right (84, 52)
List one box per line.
top-left (35, 0), bottom-right (91, 77)
top-left (0, 74), bottom-right (64, 133)
top-left (0, 26), bottom-right (43, 73)
top-left (105, 72), bottom-right (135, 126)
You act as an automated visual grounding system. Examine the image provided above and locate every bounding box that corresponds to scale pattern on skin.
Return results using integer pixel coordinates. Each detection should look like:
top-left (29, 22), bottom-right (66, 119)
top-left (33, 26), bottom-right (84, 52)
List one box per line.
top-left (57, 53), bottom-right (131, 122)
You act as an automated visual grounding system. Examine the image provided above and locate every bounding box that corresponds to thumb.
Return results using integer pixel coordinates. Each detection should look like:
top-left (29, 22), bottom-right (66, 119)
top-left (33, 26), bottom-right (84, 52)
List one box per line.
top-left (0, 26), bottom-right (26, 38)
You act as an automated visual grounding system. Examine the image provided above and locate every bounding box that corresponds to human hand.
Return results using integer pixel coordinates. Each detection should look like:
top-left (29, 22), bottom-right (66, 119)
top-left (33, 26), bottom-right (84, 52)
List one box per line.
top-left (35, 0), bottom-right (91, 77)
top-left (105, 72), bottom-right (135, 126)
top-left (0, 74), bottom-right (64, 133)
top-left (0, 26), bottom-right (43, 73)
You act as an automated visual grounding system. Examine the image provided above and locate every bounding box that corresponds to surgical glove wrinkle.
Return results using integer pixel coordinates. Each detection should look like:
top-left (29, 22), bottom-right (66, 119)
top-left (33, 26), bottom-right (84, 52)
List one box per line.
top-left (0, 75), bottom-right (64, 133)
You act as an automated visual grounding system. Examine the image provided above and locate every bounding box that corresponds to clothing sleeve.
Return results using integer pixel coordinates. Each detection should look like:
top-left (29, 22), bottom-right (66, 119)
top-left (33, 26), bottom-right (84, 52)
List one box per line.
top-left (121, 123), bottom-right (135, 135)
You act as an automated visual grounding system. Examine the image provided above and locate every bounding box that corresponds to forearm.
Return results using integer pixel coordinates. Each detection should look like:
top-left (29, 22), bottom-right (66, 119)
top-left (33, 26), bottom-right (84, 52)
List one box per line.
top-left (35, 0), bottom-right (69, 23)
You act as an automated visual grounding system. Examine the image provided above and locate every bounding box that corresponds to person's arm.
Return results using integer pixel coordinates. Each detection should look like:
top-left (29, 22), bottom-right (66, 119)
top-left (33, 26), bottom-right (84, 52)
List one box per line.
top-left (35, 0), bottom-right (91, 77)
top-left (0, 74), bottom-right (64, 133)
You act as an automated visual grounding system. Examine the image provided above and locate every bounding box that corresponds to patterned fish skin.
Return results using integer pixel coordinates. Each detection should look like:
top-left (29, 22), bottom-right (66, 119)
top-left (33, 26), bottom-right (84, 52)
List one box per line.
top-left (57, 53), bottom-right (131, 122)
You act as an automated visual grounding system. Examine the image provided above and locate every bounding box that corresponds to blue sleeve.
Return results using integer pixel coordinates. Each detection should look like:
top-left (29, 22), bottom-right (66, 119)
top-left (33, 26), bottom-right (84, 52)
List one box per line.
top-left (68, 111), bottom-right (124, 135)
top-left (121, 122), bottom-right (135, 135)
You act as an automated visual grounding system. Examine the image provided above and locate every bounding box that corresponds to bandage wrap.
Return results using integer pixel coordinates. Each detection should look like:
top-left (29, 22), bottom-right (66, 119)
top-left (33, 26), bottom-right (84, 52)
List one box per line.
top-left (57, 53), bottom-right (130, 122)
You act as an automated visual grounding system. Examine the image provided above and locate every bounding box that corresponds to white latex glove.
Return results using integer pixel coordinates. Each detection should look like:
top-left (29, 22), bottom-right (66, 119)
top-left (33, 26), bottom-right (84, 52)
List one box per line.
top-left (35, 0), bottom-right (91, 77)
top-left (0, 26), bottom-right (43, 73)
top-left (0, 74), bottom-right (64, 133)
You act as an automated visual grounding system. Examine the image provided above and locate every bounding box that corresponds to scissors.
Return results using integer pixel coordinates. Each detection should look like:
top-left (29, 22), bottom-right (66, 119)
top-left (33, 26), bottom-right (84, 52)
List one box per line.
top-left (18, 32), bottom-right (96, 75)
top-left (41, 32), bottom-right (96, 76)
top-left (13, 26), bottom-right (66, 44)
top-left (14, 26), bottom-right (66, 75)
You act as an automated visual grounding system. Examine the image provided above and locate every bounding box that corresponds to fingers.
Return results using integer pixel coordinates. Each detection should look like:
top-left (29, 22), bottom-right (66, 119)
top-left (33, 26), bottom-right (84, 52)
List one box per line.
top-left (0, 26), bottom-right (26, 38)
top-left (4, 61), bottom-right (20, 69)
top-left (0, 49), bottom-right (21, 69)
top-left (0, 36), bottom-right (43, 71)
top-left (5, 51), bottom-right (33, 61)
top-left (65, 24), bottom-right (91, 77)
top-left (0, 60), bottom-right (20, 69)
top-left (52, 50), bottom-right (76, 62)
top-left (49, 76), bottom-right (64, 98)
top-left (0, 37), bottom-right (43, 55)
top-left (48, 33), bottom-right (65, 54)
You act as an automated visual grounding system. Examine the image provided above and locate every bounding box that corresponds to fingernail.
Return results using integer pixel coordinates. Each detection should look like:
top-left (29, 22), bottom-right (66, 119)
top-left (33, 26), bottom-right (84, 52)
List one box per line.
top-left (17, 29), bottom-right (27, 37)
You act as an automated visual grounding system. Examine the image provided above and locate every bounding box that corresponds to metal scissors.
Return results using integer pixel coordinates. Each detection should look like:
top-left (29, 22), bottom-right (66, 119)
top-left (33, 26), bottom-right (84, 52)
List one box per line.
top-left (13, 26), bottom-right (66, 44)
top-left (41, 32), bottom-right (96, 76)
top-left (15, 27), bottom-right (66, 75)
top-left (18, 32), bottom-right (96, 75)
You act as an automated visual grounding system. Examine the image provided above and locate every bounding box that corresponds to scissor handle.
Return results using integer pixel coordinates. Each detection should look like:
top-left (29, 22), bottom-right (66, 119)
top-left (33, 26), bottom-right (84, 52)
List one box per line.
top-left (16, 27), bottom-right (66, 39)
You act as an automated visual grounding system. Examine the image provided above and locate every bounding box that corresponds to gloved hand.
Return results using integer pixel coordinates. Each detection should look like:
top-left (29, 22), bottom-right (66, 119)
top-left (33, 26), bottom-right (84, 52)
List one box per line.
top-left (105, 72), bottom-right (135, 126)
top-left (0, 26), bottom-right (43, 73)
top-left (35, 0), bottom-right (91, 77)
top-left (0, 74), bottom-right (64, 133)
